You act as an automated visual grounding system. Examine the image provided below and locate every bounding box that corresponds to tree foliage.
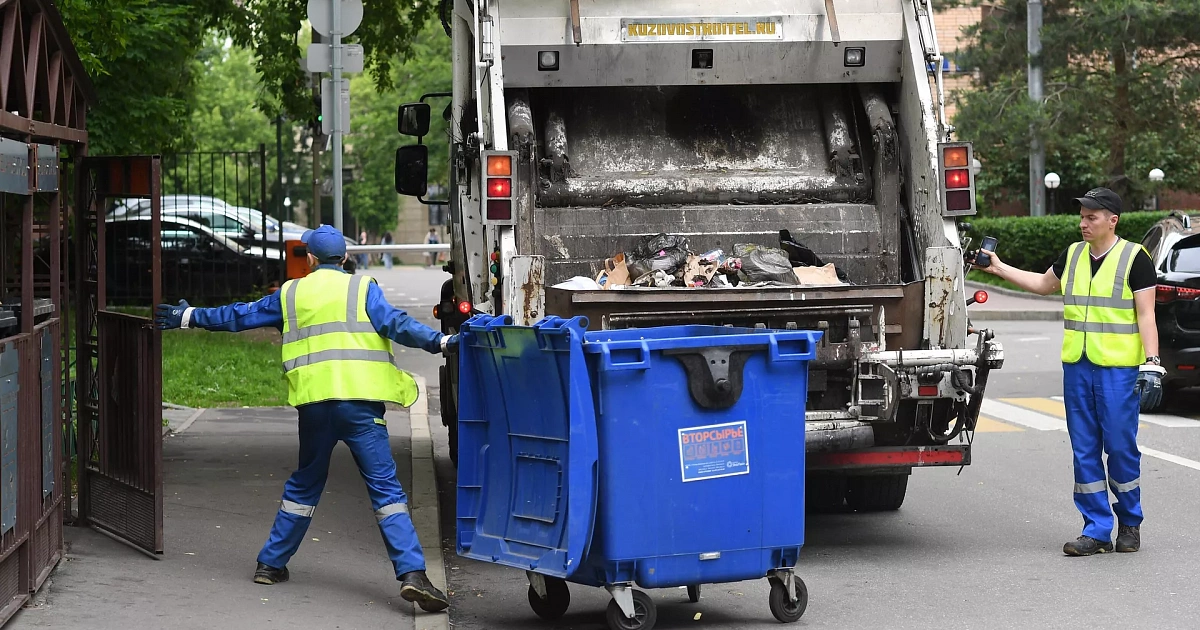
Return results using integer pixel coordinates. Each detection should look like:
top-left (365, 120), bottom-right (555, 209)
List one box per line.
top-left (948, 1), bottom-right (1200, 213)
top-left (58, 0), bottom-right (228, 153)
top-left (345, 22), bottom-right (452, 234)
top-left (59, 0), bottom-right (442, 153)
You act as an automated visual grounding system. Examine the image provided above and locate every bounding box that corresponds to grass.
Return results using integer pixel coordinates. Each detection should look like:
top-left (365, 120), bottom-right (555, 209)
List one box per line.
top-left (967, 269), bottom-right (1029, 294)
top-left (162, 329), bottom-right (288, 408)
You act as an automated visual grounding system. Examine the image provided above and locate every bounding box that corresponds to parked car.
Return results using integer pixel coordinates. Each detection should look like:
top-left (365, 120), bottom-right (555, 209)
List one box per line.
top-left (105, 215), bottom-right (282, 305)
top-left (1140, 211), bottom-right (1200, 408)
top-left (108, 194), bottom-right (229, 218)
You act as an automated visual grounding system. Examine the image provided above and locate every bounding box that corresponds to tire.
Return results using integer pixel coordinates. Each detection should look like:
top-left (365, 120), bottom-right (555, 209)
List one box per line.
top-left (605, 590), bottom-right (656, 630)
top-left (768, 576), bottom-right (808, 623)
top-left (439, 364), bottom-right (460, 467)
top-left (845, 474), bottom-right (909, 512)
top-left (686, 584), bottom-right (701, 603)
top-left (805, 474), bottom-right (848, 513)
top-left (527, 577), bottom-right (571, 621)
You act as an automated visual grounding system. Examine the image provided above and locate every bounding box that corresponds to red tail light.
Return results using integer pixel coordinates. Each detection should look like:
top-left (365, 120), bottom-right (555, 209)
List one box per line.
top-left (945, 168), bottom-right (971, 189)
top-left (457, 300), bottom-right (472, 315)
top-left (1157, 284), bottom-right (1200, 303)
top-left (917, 385), bottom-right (939, 397)
top-left (974, 290), bottom-right (988, 304)
top-left (487, 177), bottom-right (511, 198)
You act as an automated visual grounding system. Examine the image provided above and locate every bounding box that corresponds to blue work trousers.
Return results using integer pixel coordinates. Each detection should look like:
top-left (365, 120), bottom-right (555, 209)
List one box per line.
top-left (1063, 357), bottom-right (1143, 541)
top-left (257, 400), bottom-right (426, 578)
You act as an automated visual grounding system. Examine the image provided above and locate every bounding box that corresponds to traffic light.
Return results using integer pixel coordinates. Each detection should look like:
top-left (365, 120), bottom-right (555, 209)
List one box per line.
top-left (938, 142), bottom-right (976, 216)
top-left (310, 90), bottom-right (328, 148)
top-left (482, 151), bottom-right (516, 225)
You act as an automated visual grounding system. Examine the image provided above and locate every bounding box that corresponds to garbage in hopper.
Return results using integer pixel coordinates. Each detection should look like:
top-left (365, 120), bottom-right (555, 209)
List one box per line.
top-left (587, 231), bottom-right (849, 290)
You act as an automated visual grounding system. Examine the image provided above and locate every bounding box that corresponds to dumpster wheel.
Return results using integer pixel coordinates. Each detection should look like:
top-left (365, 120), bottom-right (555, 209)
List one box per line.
top-left (605, 589), bottom-right (656, 630)
top-left (686, 584), bottom-right (701, 603)
top-left (768, 575), bottom-right (808, 623)
top-left (527, 576), bottom-right (571, 620)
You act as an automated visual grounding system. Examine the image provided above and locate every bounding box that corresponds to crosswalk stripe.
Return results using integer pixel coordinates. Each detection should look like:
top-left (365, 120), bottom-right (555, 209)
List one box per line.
top-left (1140, 414), bottom-right (1200, 428)
top-left (974, 415), bottom-right (1024, 433)
top-left (980, 400), bottom-right (1065, 431)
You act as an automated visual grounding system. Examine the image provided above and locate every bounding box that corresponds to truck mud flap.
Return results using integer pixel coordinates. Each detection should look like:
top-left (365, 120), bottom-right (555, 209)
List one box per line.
top-left (807, 445), bottom-right (969, 472)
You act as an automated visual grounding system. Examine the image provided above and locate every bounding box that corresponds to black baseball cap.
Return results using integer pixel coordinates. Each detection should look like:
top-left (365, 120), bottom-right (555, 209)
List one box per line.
top-left (1075, 187), bottom-right (1123, 215)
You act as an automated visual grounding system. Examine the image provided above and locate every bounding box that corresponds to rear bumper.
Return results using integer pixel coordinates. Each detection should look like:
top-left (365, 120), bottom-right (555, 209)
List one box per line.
top-left (1163, 346), bottom-right (1200, 387)
top-left (808, 445), bottom-right (970, 473)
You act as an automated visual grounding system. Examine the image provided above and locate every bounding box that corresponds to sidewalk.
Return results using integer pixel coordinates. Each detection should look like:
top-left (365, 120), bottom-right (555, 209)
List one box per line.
top-left (966, 281), bottom-right (1062, 321)
top-left (14, 401), bottom-right (446, 630)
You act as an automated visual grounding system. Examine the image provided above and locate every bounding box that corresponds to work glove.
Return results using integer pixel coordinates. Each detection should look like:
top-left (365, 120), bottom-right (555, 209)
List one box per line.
top-left (1136, 364), bottom-right (1167, 413)
top-left (440, 333), bottom-right (459, 355)
top-left (154, 299), bottom-right (191, 330)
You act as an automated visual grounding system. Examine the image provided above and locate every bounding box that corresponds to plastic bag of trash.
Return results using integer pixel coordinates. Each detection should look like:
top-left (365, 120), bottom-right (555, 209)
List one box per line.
top-left (733, 243), bottom-right (799, 285)
top-left (779, 229), bottom-right (852, 283)
top-left (625, 233), bottom-right (690, 279)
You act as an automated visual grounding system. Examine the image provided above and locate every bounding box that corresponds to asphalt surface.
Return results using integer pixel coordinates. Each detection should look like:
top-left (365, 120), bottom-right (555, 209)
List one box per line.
top-left (436, 311), bottom-right (1200, 629)
top-left (13, 268), bottom-right (1200, 629)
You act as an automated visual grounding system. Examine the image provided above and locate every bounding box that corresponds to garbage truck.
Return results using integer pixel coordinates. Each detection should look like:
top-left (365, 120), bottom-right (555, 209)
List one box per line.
top-left (394, 0), bottom-right (1005, 512)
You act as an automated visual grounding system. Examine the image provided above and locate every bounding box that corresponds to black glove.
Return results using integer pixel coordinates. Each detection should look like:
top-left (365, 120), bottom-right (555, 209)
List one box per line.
top-left (1136, 364), bottom-right (1166, 412)
top-left (155, 299), bottom-right (191, 330)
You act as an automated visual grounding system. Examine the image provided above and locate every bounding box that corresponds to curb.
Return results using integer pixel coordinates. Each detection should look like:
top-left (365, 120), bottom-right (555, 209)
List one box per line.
top-left (966, 280), bottom-right (1062, 302)
top-left (970, 310), bottom-right (1063, 321)
top-left (407, 375), bottom-right (450, 630)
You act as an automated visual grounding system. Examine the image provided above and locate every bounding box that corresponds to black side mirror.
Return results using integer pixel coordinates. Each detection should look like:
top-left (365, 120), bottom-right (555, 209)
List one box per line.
top-left (398, 103), bottom-right (431, 137)
top-left (395, 145), bottom-right (429, 197)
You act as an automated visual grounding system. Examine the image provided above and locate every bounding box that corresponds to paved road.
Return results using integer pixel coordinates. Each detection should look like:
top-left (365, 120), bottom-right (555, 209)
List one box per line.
top-left (403, 275), bottom-right (1200, 630)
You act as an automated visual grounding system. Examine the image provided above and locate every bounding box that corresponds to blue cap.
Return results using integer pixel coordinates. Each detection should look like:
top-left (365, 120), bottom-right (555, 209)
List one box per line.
top-left (301, 225), bottom-right (347, 262)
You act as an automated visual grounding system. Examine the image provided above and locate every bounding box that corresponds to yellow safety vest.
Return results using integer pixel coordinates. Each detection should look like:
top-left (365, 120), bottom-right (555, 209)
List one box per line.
top-left (279, 270), bottom-right (419, 407)
top-left (1060, 238), bottom-right (1145, 367)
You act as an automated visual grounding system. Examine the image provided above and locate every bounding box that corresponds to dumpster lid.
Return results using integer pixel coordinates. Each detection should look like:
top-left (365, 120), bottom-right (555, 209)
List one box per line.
top-left (455, 315), bottom-right (599, 578)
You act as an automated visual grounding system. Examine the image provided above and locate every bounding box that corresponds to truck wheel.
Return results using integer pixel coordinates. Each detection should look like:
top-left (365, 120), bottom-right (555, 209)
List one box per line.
top-left (805, 474), bottom-right (847, 513)
top-left (439, 365), bottom-right (459, 467)
top-left (845, 474), bottom-right (908, 512)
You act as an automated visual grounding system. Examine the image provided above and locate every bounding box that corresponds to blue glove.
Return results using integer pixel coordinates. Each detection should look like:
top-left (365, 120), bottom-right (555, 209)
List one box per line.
top-left (440, 333), bottom-right (459, 354)
top-left (1136, 364), bottom-right (1166, 412)
top-left (155, 299), bottom-right (191, 330)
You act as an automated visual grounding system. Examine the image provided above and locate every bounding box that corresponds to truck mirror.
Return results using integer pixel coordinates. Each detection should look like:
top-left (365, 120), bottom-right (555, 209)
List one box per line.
top-left (398, 103), bottom-right (431, 137)
top-left (395, 145), bottom-right (429, 197)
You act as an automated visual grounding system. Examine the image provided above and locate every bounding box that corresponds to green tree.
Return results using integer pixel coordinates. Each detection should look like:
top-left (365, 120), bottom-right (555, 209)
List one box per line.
top-left (948, 1), bottom-right (1200, 212)
top-left (58, 0), bottom-right (230, 154)
top-left (345, 21), bottom-right (451, 234)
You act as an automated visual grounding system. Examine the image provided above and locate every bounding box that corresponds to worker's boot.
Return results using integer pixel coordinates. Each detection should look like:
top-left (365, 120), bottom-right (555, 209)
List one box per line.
top-left (1116, 525), bottom-right (1141, 553)
top-left (253, 562), bottom-right (290, 585)
top-left (1063, 535), bottom-right (1114, 556)
top-left (399, 570), bottom-right (450, 612)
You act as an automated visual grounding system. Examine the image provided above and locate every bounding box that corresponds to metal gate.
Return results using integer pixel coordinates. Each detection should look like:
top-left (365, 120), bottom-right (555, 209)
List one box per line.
top-left (75, 156), bottom-right (164, 554)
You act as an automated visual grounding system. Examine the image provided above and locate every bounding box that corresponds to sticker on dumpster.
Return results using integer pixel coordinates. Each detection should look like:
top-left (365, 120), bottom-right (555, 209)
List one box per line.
top-left (678, 421), bottom-right (749, 482)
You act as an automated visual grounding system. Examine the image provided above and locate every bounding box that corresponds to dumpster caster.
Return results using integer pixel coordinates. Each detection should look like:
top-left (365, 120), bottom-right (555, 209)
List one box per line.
top-left (686, 584), bottom-right (701, 603)
top-left (605, 586), bottom-right (656, 630)
top-left (767, 573), bottom-right (808, 623)
top-left (526, 572), bottom-right (570, 621)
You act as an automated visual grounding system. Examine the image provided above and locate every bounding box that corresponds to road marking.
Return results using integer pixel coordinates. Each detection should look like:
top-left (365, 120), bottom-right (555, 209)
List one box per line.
top-left (1141, 447), bottom-right (1200, 472)
top-left (1017, 336), bottom-right (1051, 342)
top-left (981, 399), bottom-right (1065, 431)
top-left (974, 415), bottom-right (1023, 432)
top-left (1001, 396), bottom-right (1065, 418)
top-left (1140, 414), bottom-right (1200, 428)
top-left (1051, 395), bottom-right (1064, 402)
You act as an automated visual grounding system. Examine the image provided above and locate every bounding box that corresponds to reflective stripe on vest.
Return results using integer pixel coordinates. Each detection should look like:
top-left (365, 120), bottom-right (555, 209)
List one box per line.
top-left (1060, 239), bottom-right (1144, 367)
top-left (280, 271), bottom-right (419, 407)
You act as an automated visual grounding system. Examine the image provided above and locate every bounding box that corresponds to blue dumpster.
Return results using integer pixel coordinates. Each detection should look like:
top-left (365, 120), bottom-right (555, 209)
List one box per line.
top-left (456, 315), bottom-right (821, 630)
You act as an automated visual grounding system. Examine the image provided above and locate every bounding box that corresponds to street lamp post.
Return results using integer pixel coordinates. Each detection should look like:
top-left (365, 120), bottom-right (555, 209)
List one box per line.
top-left (1044, 172), bottom-right (1061, 215)
top-left (1149, 168), bottom-right (1165, 210)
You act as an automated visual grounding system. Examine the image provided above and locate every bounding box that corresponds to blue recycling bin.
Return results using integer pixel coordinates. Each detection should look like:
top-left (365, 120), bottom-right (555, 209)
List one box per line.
top-left (455, 315), bottom-right (821, 630)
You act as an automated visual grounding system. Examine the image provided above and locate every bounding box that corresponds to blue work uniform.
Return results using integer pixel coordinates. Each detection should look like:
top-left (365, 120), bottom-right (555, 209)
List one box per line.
top-left (186, 264), bottom-right (443, 578)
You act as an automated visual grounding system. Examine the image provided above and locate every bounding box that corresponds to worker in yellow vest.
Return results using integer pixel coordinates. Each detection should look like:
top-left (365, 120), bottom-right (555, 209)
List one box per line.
top-left (155, 225), bottom-right (454, 612)
top-left (975, 187), bottom-right (1163, 557)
